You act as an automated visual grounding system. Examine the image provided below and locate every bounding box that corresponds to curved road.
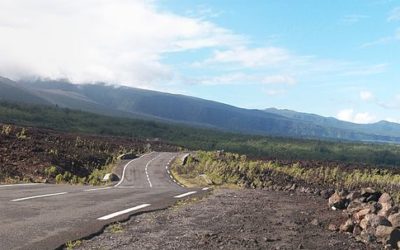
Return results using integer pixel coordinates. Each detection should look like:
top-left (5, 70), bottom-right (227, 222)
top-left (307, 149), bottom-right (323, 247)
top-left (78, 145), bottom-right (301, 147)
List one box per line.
top-left (0, 152), bottom-right (208, 250)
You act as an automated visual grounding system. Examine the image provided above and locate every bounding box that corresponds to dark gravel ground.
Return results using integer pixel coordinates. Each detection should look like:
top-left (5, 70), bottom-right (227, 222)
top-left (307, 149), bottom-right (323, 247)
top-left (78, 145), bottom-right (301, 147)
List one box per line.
top-left (74, 189), bottom-right (380, 250)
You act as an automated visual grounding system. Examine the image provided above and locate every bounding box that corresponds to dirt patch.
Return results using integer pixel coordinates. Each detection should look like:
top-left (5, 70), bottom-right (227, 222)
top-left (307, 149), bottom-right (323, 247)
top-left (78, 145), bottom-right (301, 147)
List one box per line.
top-left (74, 189), bottom-right (379, 250)
top-left (0, 123), bottom-right (176, 183)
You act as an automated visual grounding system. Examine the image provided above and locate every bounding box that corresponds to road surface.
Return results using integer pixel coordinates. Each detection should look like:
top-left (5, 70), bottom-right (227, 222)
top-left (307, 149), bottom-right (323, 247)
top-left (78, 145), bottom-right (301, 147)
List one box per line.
top-left (0, 152), bottom-right (208, 250)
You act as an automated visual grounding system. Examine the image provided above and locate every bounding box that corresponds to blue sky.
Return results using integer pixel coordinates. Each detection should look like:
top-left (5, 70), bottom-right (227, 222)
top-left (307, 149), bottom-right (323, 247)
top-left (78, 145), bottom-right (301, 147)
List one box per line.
top-left (157, 0), bottom-right (400, 123)
top-left (0, 0), bottom-right (399, 123)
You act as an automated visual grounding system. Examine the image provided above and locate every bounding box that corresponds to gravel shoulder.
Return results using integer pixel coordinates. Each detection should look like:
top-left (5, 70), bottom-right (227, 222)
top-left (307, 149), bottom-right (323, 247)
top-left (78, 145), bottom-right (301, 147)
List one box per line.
top-left (74, 189), bottom-right (379, 250)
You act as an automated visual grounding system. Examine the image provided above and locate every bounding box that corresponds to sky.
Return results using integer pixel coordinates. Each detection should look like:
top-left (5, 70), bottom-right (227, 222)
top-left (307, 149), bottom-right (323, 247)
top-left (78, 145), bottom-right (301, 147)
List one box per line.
top-left (0, 0), bottom-right (399, 124)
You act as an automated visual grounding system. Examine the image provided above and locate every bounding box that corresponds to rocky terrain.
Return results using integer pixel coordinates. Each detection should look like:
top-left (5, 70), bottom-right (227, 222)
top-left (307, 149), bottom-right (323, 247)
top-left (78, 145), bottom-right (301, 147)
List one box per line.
top-left (72, 189), bottom-right (379, 250)
top-left (328, 188), bottom-right (400, 248)
top-left (0, 123), bottom-right (176, 183)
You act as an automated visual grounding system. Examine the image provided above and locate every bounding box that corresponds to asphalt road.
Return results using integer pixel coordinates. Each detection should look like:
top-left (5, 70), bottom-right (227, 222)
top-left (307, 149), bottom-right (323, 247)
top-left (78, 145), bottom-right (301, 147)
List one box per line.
top-left (0, 152), bottom-right (208, 250)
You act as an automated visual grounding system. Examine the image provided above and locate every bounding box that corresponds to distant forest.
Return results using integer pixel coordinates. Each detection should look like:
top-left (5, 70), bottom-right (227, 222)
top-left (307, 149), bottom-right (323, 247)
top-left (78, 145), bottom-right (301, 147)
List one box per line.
top-left (1, 101), bottom-right (400, 167)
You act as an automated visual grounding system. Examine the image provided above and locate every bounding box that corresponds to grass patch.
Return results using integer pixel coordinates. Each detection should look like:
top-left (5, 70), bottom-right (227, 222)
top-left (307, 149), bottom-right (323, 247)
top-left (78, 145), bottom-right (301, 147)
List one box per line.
top-left (108, 223), bottom-right (124, 234)
top-left (65, 240), bottom-right (82, 249)
top-left (174, 151), bottom-right (400, 202)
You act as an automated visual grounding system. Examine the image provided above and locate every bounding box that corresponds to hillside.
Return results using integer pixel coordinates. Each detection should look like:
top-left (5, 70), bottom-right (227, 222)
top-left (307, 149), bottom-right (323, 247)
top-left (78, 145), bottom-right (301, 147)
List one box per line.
top-left (1, 77), bottom-right (400, 142)
top-left (2, 102), bottom-right (400, 167)
top-left (265, 108), bottom-right (400, 138)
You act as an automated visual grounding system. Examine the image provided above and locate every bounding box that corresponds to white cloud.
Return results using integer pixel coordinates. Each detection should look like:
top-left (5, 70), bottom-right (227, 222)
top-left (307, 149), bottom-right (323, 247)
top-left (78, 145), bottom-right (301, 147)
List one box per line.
top-left (265, 89), bottom-right (286, 96)
top-left (204, 46), bottom-right (291, 68)
top-left (360, 91), bottom-right (374, 101)
top-left (0, 0), bottom-right (243, 88)
top-left (262, 75), bottom-right (296, 85)
top-left (377, 93), bottom-right (400, 110)
top-left (0, 0), bottom-right (390, 95)
top-left (336, 109), bottom-right (377, 124)
top-left (337, 109), bottom-right (354, 122)
top-left (360, 29), bottom-right (400, 48)
top-left (341, 64), bottom-right (387, 76)
top-left (186, 73), bottom-right (296, 87)
top-left (190, 73), bottom-right (252, 85)
top-left (388, 7), bottom-right (400, 21)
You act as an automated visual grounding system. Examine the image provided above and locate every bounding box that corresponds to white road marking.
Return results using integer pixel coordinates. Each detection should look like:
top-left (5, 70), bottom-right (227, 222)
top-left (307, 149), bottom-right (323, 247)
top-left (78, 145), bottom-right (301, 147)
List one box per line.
top-left (0, 183), bottom-right (40, 188)
top-left (174, 191), bottom-right (197, 198)
top-left (114, 152), bottom-right (153, 187)
top-left (84, 187), bottom-right (112, 192)
top-left (97, 204), bottom-right (151, 220)
top-left (144, 154), bottom-right (163, 188)
top-left (12, 192), bottom-right (68, 202)
top-left (202, 187), bottom-right (210, 191)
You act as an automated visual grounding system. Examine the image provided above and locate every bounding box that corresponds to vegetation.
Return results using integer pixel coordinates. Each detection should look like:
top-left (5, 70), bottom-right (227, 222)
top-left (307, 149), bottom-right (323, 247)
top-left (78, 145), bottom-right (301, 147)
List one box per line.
top-left (43, 155), bottom-right (117, 185)
top-left (173, 151), bottom-right (400, 202)
top-left (108, 223), bottom-right (124, 234)
top-left (65, 240), bottom-right (82, 250)
top-left (1, 102), bottom-right (400, 167)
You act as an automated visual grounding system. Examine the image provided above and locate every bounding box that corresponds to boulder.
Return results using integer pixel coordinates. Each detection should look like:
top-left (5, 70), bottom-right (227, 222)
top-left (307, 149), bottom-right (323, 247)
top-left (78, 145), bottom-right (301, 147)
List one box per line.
top-left (360, 214), bottom-right (391, 230)
top-left (347, 200), bottom-right (366, 214)
top-left (354, 208), bottom-right (371, 222)
top-left (379, 193), bottom-right (395, 206)
top-left (328, 192), bottom-right (349, 210)
top-left (388, 213), bottom-right (400, 228)
top-left (387, 228), bottom-right (400, 249)
top-left (379, 193), bottom-right (395, 217)
top-left (102, 173), bottom-right (119, 182)
top-left (375, 225), bottom-right (394, 243)
top-left (358, 228), bottom-right (376, 243)
top-left (328, 223), bottom-right (339, 231)
top-left (361, 187), bottom-right (377, 195)
top-left (340, 219), bottom-right (354, 233)
top-left (361, 187), bottom-right (381, 202)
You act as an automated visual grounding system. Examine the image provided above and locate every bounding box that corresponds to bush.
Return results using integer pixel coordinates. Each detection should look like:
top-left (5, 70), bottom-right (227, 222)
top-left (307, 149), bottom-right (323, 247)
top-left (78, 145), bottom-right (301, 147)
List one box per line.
top-left (55, 174), bottom-right (63, 184)
top-left (44, 166), bottom-right (58, 178)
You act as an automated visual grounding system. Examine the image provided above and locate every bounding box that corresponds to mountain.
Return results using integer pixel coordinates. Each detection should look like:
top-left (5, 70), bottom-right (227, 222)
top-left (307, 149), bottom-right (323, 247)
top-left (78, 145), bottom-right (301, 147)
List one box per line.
top-left (1, 76), bottom-right (400, 143)
top-left (0, 77), bottom-right (50, 105)
top-left (264, 108), bottom-right (400, 138)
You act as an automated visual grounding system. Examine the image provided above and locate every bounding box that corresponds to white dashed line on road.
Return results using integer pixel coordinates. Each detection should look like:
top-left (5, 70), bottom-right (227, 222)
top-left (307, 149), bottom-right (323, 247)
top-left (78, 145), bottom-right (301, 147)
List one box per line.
top-left (97, 204), bottom-right (151, 220)
top-left (202, 187), bottom-right (210, 191)
top-left (174, 191), bottom-right (197, 198)
top-left (0, 183), bottom-right (41, 188)
top-left (11, 192), bottom-right (68, 202)
top-left (114, 153), bottom-right (153, 187)
top-left (144, 154), bottom-right (163, 188)
top-left (84, 187), bottom-right (112, 192)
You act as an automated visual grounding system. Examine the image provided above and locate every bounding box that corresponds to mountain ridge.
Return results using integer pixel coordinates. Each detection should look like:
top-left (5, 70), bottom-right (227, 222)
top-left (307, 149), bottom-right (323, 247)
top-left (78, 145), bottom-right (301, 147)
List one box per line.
top-left (1, 76), bottom-right (400, 143)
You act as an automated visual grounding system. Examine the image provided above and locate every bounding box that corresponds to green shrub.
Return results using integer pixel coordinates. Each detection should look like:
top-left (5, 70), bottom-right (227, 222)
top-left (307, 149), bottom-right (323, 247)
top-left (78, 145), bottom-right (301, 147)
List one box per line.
top-left (55, 174), bottom-right (63, 184)
top-left (44, 166), bottom-right (58, 178)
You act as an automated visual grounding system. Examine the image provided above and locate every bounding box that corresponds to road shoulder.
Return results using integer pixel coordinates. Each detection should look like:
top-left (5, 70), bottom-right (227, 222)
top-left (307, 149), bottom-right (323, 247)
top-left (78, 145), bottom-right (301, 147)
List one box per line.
top-left (73, 189), bottom-right (379, 250)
